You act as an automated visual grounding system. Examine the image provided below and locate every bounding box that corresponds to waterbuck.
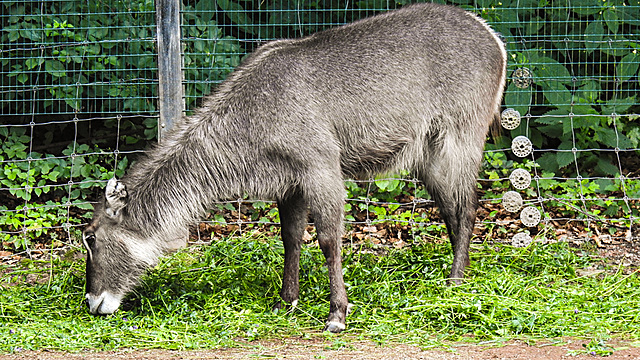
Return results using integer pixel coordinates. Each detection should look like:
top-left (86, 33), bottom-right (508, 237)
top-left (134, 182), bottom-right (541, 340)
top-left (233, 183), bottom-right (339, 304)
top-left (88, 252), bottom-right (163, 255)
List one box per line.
top-left (82, 2), bottom-right (507, 333)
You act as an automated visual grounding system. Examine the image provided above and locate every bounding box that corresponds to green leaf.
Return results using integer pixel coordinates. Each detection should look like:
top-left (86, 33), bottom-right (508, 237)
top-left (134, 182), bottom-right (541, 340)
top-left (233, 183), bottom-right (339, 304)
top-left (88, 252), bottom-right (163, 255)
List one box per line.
top-left (598, 127), bottom-right (633, 149)
top-left (620, 5), bottom-right (640, 26)
top-left (583, 20), bottom-right (604, 53)
top-left (195, 39), bottom-right (205, 52)
top-left (603, 203), bottom-right (620, 216)
top-left (45, 60), bottom-right (66, 78)
top-left (535, 109), bottom-right (564, 138)
top-left (216, 0), bottom-right (255, 34)
top-left (598, 128), bottom-right (619, 149)
top-left (75, 202), bottom-right (94, 210)
top-left (603, 8), bottom-right (619, 34)
top-left (578, 80), bottom-right (601, 103)
top-left (8, 65), bottom-right (23, 78)
top-left (528, 128), bottom-right (545, 149)
top-left (570, 0), bottom-right (602, 15)
top-left (5, 168), bottom-right (17, 181)
top-left (556, 141), bottom-right (575, 169)
top-left (70, 189), bottom-right (80, 199)
top-left (8, 29), bottom-right (20, 42)
top-left (20, 27), bottom-right (41, 41)
top-left (504, 82), bottom-right (531, 115)
top-left (40, 161), bottom-right (52, 174)
top-left (536, 153), bottom-right (559, 173)
top-left (533, 56), bottom-right (573, 85)
top-left (375, 177), bottom-right (400, 192)
top-left (214, 214), bottom-right (226, 224)
top-left (541, 81), bottom-right (572, 107)
top-left (596, 157), bottom-right (620, 176)
top-left (615, 52), bottom-right (639, 83)
top-left (47, 171), bottom-right (60, 181)
top-left (83, 44), bottom-right (101, 55)
top-left (602, 95), bottom-right (637, 115)
top-left (524, 16), bottom-right (544, 36)
top-left (25, 57), bottom-right (44, 70)
top-left (64, 98), bottom-right (81, 110)
top-left (600, 39), bottom-right (633, 57)
top-left (195, 0), bottom-right (217, 21)
top-left (372, 205), bottom-right (387, 218)
top-left (16, 73), bottom-right (28, 84)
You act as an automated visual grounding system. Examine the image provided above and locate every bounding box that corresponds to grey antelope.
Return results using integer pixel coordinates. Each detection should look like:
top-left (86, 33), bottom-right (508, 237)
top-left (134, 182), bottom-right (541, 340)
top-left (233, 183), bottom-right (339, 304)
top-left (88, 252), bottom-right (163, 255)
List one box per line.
top-left (82, 2), bottom-right (507, 332)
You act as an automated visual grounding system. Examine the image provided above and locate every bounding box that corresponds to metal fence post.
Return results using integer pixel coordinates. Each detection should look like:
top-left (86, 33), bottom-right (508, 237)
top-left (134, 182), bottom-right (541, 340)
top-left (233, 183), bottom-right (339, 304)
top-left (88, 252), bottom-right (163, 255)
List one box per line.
top-left (156, 0), bottom-right (184, 140)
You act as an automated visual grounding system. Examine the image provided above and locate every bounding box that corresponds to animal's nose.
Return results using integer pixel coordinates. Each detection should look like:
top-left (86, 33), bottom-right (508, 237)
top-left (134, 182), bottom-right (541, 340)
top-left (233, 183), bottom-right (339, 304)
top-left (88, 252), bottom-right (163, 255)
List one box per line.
top-left (85, 293), bottom-right (101, 314)
top-left (85, 292), bottom-right (122, 315)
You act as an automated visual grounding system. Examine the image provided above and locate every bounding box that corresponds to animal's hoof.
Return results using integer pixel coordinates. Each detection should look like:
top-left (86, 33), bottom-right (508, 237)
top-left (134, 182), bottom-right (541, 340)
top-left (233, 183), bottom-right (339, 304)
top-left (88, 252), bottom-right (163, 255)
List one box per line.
top-left (324, 321), bottom-right (346, 333)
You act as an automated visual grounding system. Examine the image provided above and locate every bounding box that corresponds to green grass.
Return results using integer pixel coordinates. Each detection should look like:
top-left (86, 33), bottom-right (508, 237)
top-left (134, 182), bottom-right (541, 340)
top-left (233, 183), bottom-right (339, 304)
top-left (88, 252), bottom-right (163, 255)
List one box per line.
top-left (1, 234), bottom-right (639, 352)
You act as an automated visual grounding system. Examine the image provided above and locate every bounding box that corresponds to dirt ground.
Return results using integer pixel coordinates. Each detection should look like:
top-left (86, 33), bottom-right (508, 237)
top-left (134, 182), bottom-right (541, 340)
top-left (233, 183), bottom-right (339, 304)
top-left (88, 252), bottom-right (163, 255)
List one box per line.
top-left (2, 338), bottom-right (640, 360)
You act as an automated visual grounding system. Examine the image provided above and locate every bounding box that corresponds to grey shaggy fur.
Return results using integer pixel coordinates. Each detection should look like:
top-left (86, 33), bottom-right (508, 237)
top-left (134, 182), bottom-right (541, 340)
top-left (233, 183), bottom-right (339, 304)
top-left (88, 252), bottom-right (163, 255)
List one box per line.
top-left (83, 2), bottom-right (507, 333)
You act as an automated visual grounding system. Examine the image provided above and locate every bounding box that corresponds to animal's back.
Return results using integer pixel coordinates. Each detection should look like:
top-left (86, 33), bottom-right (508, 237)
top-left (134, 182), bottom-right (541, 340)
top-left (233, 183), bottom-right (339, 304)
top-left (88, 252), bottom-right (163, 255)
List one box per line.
top-left (211, 2), bottom-right (506, 179)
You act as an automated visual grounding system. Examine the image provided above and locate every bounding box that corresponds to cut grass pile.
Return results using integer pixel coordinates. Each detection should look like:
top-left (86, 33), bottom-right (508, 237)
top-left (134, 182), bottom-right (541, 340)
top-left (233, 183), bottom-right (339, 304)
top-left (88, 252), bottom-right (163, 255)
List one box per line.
top-left (1, 235), bottom-right (639, 352)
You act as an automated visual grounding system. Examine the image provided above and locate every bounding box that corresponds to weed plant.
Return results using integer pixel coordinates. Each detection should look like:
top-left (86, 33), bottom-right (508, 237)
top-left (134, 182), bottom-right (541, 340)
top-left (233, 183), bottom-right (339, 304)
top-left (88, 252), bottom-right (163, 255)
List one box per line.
top-left (1, 234), bottom-right (639, 352)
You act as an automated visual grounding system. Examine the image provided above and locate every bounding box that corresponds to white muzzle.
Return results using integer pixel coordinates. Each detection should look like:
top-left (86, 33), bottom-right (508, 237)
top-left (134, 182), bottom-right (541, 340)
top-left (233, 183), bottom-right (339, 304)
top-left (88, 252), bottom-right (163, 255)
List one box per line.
top-left (86, 292), bottom-right (123, 315)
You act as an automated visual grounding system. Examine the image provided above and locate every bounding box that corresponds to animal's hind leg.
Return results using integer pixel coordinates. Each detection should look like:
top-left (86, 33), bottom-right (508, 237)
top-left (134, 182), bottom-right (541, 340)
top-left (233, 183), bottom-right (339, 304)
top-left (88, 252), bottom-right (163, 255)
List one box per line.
top-left (429, 186), bottom-right (477, 285)
top-left (276, 191), bottom-right (308, 310)
top-left (420, 137), bottom-right (483, 285)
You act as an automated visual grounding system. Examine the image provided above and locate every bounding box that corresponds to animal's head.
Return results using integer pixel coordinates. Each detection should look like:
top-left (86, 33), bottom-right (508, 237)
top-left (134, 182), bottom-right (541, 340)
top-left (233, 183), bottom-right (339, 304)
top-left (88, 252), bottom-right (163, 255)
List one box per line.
top-left (82, 178), bottom-right (155, 315)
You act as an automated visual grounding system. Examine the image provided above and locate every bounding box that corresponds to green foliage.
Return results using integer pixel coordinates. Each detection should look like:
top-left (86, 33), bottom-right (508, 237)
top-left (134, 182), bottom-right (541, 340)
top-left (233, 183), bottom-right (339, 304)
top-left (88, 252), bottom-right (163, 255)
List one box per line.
top-left (1, 0), bottom-right (158, 114)
top-left (1, 0), bottom-right (247, 115)
top-left (488, 0), bottom-right (640, 176)
top-left (1, 235), bottom-right (639, 352)
top-left (2, 0), bottom-right (640, 250)
top-left (343, 172), bottom-right (444, 238)
top-left (182, 2), bottom-right (242, 110)
top-left (0, 128), bottom-right (129, 201)
top-left (537, 170), bottom-right (640, 220)
top-left (0, 203), bottom-right (81, 250)
top-left (0, 127), bottom-right (128, 249)
top-left (479, 148), bottom-right (639, 229)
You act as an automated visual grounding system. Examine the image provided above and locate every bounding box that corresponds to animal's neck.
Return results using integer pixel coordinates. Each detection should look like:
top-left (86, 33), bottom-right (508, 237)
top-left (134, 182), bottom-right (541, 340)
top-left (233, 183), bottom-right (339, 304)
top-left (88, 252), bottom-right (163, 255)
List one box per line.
top-left (121, 118), bottom-right (241, 241)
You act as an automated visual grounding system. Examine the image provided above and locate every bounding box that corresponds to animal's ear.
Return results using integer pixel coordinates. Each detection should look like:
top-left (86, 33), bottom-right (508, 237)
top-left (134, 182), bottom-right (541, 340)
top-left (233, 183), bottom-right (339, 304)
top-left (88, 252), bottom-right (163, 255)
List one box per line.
top-left (82, 230), bottom-right (96, 261)
top-left (104, 177), bottom-right (128, 218)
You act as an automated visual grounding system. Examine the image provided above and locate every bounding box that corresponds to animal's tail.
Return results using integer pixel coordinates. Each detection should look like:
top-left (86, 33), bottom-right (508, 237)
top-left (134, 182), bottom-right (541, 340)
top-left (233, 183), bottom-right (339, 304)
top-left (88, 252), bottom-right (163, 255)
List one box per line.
top-left (488, 110), bottom-right (503, 140)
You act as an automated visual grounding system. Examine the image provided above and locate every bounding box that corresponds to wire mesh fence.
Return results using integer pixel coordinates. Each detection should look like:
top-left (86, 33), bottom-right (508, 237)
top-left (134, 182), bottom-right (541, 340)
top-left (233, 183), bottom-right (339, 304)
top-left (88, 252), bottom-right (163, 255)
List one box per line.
top-left (1, 0), bottom-right (639, 260)
top-left (1, 0), bottom-right (158, 254)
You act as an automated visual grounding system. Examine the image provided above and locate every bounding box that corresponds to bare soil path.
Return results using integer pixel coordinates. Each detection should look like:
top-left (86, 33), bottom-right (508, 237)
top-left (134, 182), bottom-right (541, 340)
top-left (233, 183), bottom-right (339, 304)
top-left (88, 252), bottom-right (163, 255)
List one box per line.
top-left (2, 339), bottom-right (640, 360)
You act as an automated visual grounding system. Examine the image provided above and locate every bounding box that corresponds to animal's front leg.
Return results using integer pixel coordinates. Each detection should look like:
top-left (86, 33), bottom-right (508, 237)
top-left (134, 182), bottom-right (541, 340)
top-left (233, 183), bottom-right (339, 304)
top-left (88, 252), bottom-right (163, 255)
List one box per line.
top-left (275, 193), bottom-right (307, 311)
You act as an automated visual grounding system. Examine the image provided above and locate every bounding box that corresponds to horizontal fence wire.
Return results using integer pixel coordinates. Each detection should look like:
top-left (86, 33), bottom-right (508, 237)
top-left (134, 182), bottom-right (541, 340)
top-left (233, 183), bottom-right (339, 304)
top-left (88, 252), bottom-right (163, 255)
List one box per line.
top-left (1, 0), bottom-right (639, 261)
